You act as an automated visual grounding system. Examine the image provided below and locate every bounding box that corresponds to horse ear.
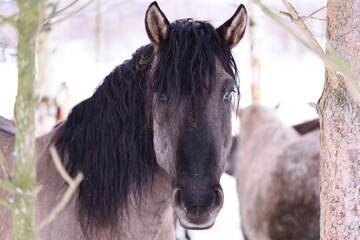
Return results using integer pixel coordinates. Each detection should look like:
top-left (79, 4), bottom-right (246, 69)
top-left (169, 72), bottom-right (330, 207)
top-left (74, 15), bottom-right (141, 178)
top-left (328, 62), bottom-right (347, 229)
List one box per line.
top-left (217, 4), bottom-right (248, 49)
top-left (145, 2), bottom-right (171, 45)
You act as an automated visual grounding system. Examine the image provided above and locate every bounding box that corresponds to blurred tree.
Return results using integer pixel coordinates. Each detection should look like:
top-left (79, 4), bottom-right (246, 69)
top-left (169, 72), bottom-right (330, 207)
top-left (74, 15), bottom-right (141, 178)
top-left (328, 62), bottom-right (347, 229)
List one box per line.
top-left (36, 0), bottom-right (59, 136)
top-left (0, 0), bottom-right (91, 239)
top-left (248, 1), bottom-right (262, 103)
top-left (12, 0), bottom-right (42, 239)
top-left (318, 0), bottom-right (360, 238)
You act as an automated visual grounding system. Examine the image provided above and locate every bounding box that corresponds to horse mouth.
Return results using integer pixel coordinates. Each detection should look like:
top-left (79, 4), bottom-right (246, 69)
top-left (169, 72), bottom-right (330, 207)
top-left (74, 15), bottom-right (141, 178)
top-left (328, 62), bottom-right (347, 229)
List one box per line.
top-left (171, 187), bottom-right (224, 230)
top-left (177, 213), bottom-right (216, 230)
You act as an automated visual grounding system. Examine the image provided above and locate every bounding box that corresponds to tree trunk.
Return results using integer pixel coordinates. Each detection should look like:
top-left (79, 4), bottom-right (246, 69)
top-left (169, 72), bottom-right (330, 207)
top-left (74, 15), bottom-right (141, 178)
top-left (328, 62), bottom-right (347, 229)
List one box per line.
top-left (13, 0), bottom-right (41, 239)
top-left (248, 1), bottom-right (262, 103)
top-left (318, 0), bottom-right (360, 239)
top-left (36, 0), bottom-right (59, 136)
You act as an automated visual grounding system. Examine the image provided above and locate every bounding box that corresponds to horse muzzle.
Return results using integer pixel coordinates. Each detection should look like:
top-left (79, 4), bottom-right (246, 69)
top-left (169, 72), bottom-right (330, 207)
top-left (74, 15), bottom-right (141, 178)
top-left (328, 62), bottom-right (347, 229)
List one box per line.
top-left (171, 186), bottom-right (224, 229)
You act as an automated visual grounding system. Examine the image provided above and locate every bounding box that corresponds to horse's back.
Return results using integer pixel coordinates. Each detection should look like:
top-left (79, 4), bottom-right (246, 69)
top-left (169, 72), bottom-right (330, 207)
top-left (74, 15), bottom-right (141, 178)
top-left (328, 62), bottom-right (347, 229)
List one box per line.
top-left (236, 105), bottom-right (320, 240)
top-left (236, 105), bottom-right (300, 239)
top-left (268, 129), bottom-right (320, 240)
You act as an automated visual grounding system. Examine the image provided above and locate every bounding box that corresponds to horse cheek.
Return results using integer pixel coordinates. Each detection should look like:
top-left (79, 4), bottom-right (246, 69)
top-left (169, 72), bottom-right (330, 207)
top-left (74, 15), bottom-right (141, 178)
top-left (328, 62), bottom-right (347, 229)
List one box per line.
top-left (153, 120), bottom-right (176, 177)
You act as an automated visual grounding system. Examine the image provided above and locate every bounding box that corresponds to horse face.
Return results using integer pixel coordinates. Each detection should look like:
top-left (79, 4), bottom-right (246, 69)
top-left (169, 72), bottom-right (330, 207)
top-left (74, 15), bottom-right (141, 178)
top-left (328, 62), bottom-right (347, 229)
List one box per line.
top-left (145, 1), bottom-right (247, 230)
top-left (152, 66), bottom-right (236, 229)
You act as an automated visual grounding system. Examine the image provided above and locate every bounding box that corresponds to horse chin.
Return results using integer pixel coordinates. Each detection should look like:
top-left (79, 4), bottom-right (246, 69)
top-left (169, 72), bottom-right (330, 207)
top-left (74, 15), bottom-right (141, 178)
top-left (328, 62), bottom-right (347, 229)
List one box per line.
top-left (172, 198), bottom-right (223, 230)
top-left (177, 216), bottom-right (216, 230)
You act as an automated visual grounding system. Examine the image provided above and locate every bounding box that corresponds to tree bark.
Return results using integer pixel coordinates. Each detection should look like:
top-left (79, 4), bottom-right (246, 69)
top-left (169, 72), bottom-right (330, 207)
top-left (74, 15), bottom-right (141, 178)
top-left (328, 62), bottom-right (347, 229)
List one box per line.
top-left (13, 0), bottom-right (41, 239)
top-left (318, 0), bottom-right (360, 239)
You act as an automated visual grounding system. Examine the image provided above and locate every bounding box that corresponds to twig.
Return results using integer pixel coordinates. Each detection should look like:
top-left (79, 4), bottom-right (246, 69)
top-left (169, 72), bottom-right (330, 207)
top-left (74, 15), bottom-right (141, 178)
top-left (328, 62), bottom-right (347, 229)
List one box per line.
top-left (46, 0), bottom-right (79, 20)
top-left (49, 146), bottom-right (74, 184)
top-left (280, 0), bottom-right (360, 104)
top-left (0, 150), bottom-right (11, 181)
top-left (308, 16), bottom-right (325, 21)
top-left (35, 145), bottom-right (83, 232)
top-left (281, 0), bottom-right (328, 65)
top-left (252, 0), bottom-right (314, 52)
top-left (279, 7), bottom-right (326, 22)
top-left (253, 0), bottom-right (360, 104)
top-left (307, 6), bottom-right (326, 19)
top-left (0, 13), bottom-right (18, 25)
top-left (47, 0), bottom-right (95, 26)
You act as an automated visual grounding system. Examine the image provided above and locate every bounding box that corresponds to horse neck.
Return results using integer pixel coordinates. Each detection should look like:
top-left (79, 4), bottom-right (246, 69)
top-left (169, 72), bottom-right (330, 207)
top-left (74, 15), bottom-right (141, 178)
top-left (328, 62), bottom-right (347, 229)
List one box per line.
top-left (122, 169), bottom-right (175, 239)
top-left (35, 130), bottom-right (176, 239)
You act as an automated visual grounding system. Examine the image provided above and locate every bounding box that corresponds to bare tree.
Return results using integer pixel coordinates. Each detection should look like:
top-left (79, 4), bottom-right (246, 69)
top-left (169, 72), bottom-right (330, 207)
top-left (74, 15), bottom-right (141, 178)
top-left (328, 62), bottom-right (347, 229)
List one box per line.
top-left (0, 0), bottom-right (91, 238)
top-left (11, 1), bottom-right (42, 239)
top-left (318, 0), bottom-right (360, 238)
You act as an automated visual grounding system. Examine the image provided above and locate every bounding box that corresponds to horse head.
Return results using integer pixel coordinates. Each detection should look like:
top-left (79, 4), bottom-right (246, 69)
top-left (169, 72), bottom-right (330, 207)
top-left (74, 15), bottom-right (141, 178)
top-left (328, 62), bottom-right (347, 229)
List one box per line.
top-left (145, 2), bottom-right (247, 229)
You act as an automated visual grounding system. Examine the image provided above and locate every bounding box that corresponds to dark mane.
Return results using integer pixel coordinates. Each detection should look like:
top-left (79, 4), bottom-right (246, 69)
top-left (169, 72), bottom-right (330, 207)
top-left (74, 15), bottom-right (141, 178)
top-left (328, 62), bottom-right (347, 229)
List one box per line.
top-left (151, 19), bottom-right (238, 118)
top-left (53, 18), bottom-right (239, 233)
top-left (54, 45), bottom-right (157, 232)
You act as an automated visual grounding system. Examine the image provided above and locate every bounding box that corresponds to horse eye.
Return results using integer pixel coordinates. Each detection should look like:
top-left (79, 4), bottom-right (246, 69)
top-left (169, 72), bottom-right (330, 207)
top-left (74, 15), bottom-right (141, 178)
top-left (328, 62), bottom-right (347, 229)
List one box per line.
top-left (224, 89), bottom-right (236, 101)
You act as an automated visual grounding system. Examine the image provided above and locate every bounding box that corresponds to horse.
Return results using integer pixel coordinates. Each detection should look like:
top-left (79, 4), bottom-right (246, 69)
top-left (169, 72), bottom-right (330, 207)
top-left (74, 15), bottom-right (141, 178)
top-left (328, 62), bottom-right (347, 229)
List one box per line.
top-left (235, 104), bottom-right (320, 240)
top-left (0, 2), bottom-right (248, 239)
top-left (292, 118), bottom-right (319, 135)
top-left (225, 115), bottom-right (320, 177)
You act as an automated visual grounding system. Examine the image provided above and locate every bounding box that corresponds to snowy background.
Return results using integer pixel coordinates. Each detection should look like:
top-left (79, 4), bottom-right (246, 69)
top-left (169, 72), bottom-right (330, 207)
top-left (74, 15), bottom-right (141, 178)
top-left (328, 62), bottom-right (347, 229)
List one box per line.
top-left (0, 0), bottom-right (326, 239)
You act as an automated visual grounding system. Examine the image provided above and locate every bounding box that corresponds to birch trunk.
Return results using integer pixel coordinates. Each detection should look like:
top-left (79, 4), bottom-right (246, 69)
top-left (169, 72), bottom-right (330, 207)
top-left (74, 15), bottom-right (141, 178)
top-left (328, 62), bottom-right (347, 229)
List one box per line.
top-left (36, 0), bottom-right (58, 136)
top-left (13, 0), bottom-right (42, 239)
top-left (317, 0), bottom-right (360, 239)
top-left (248, 1), bottom-right (262, 103)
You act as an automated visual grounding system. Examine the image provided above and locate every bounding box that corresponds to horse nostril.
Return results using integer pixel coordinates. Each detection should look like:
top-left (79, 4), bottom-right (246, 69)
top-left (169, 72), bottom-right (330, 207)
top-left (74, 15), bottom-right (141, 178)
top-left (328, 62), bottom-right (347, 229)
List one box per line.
top-left (214, 186), bottom-right (224, 209)
top-left (171, 188), bottom-right (183, 209)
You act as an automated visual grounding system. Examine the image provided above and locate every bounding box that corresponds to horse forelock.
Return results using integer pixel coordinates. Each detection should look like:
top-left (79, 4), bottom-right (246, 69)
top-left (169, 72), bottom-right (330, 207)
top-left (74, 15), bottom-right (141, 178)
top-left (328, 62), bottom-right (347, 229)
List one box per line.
top-left (150, 19), bottom-right (238, 119)
top-left (53, 44), bottom-right (158, 234)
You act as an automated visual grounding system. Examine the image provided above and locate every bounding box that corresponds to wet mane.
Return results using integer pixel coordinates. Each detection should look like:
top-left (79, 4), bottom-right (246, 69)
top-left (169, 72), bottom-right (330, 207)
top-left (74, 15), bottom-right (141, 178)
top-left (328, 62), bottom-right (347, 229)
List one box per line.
top-left (53, 18), bottom-right (239, 234)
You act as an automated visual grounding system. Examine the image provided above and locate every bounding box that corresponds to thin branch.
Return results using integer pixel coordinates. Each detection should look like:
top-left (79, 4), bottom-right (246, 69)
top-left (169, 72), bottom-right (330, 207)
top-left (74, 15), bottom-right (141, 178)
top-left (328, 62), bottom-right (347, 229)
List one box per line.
top-left (46, 0), bottom-right (79, 20)
top-left (253, 0), bottom-right (360, 104)
top-left (0, 150), bottom-right (11, 181)
top-left (280, 0), bottom-right (360, 104)
top-left (278, 10), bottom-right (292, 19)
top-left (307, 6), bottom-right (326, 19)
top-left (0, 13), bottom-right (18, 25)
top-left (48, 145), bottom-right (74, 184)
top-left (252, 0), bottom-right (314, 52)
top-left (47, 0), bottom-right (95, 26)
top-left (280, 0), bottom-right (327, 62)
top-left (308, 16), bottom-right (325, 21)
top-left (35, 146), bottom-right (83, 232)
